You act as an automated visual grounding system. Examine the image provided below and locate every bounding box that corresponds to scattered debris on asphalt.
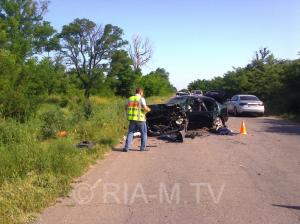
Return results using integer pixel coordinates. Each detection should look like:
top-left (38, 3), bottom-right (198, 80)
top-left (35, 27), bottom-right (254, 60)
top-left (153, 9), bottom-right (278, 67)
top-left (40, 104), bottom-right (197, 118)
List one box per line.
top-left (155, 126), bottom-right (237, 143)
top-left (158, 130), bottom-right (184, 143)
top-left (185, 129), bottom-right (210, 139)
top-left (214, 127), bottom-right (237, 135)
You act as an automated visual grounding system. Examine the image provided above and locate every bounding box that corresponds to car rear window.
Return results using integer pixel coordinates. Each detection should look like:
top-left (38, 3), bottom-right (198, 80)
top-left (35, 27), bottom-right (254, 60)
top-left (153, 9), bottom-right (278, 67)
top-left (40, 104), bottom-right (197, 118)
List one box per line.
top-left (240, 96), bottom-right (259, 101)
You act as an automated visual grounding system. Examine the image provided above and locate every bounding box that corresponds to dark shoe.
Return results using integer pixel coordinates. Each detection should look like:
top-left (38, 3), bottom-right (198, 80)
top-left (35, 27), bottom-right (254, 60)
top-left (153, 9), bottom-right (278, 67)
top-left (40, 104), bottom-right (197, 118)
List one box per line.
top-left (140, 148), bottom-right (149, 151)
top-left (123, 148), bottom-right (129, 152)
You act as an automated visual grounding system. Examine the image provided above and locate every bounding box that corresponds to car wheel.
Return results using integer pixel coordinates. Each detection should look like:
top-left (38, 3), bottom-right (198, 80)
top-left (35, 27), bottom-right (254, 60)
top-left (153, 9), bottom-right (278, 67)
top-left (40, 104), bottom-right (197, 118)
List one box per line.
top-left (212, 116), bottom-right (224, 131)
top-left (233, 107), bottom-right (239, 117)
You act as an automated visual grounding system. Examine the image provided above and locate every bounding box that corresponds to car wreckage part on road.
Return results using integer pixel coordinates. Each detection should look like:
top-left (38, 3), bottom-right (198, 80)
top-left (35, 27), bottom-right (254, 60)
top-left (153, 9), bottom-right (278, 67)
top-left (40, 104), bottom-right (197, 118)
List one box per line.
top-left (212, 116), bottom-right (224, 131)
top-left (147, 104), bottom-right (188, 137)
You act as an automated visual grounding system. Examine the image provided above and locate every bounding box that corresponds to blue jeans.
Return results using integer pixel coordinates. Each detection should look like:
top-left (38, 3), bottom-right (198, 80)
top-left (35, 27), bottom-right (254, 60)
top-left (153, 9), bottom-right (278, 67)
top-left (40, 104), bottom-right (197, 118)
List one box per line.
top-left (124, 121), bottom-right (147, 151)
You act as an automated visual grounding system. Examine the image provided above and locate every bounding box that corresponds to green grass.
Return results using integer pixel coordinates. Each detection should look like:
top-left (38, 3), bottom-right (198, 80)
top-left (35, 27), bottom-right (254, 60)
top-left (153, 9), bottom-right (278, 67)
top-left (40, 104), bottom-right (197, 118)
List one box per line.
top-left (147, 95), bottom-right (173, 104)
top-left (0, 96), bottom-right (128, 224)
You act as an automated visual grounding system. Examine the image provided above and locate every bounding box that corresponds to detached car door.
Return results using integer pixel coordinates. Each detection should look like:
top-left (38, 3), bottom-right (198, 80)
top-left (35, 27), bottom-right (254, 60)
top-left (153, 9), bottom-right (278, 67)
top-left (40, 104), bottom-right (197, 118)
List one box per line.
top-left (186, 98), bottom-right (212, 129)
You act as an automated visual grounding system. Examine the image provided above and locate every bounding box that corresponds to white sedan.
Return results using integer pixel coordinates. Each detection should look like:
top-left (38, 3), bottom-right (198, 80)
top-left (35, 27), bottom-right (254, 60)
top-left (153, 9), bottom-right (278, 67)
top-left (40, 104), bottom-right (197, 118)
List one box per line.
top-left (227, 94), bottom-right (265, 116)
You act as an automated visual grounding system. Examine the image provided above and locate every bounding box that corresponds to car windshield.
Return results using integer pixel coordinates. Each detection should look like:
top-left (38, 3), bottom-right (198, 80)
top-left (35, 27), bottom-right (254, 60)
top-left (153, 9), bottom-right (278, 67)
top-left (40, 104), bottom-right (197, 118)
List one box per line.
top-left (167, 97), bottom-right (186, 105)
top-left (240, 96), bottom-right (259, 101)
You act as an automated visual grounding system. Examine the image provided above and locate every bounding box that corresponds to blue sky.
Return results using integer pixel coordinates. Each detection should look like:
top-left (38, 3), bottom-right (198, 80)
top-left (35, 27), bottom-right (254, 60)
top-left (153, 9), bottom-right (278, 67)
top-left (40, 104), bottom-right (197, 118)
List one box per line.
top-left (45, 0), bottom-right (300, 89)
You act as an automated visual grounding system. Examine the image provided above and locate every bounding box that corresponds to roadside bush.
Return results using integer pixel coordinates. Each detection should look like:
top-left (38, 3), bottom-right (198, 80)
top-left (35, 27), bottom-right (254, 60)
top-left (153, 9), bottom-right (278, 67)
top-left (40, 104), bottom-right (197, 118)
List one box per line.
top-left (46, 95), bottom-right (69, 108)
top-left (83, 99), bottom-right (93, 119)
top-left (0, 172), bottom-right (70, 224)
top-left (0, 90), bottom-right (34, 122)
top-left (0, 119), bottom-right (26, 146)
top-left (0, 96), bottom-right (129, 223)
top-left (48, 140), bottom-right (89, 176)
top-left (40, 108), bottom-right (67, 139)
top-left (0, 118), bottom-right (39, 147)
top-left (59, 96), bottom-right (69, 108)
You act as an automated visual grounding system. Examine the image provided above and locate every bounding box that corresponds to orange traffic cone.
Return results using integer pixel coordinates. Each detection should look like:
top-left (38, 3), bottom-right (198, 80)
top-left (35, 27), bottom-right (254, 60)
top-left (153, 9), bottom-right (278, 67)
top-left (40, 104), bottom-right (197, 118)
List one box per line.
top-left (240, 120), bottom-right (247, 135)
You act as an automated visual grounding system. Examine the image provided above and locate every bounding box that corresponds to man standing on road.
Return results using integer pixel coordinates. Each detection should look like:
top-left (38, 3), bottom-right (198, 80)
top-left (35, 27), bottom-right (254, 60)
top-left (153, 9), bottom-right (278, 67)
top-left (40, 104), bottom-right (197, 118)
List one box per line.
top-left (124, 87), bottom-right (151, 152)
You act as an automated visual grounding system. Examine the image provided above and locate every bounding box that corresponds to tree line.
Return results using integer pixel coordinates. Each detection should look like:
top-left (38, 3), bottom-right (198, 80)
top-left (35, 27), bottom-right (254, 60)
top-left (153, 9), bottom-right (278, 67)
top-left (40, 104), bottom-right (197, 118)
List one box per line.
top-left (0, 0), bottom-right (176, 121)
top-left (188, 48), bottom-right (300, 116)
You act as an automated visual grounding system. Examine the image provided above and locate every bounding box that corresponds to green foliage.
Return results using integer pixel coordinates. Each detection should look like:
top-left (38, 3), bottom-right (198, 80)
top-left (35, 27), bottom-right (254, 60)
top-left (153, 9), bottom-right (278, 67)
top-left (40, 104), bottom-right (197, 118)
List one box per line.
top-left (188, 48), bottom-right (300, 115)
top-left (140, 68), bottom-right (176, 97)
top-left (188, 79), bottom-right (217, 92)
top-left (107, 50), bottom-right (137, 97)
top-left (279, 60), bottom-right (300, 114)
top-left (0, 96), bottom-right (128, 223)
top-left (0, 1), bottom-right (178, 223)
top-left (39, 107), bottom-right (67, 139)
top-left (0, 118), bottom-right (31, 146)
top-left (0, 49), bottom-right (20, 88)
top-left (0, 90), bottom-right (34, 122)
top-left (58, 18), bottom-right (127, 97)
top-left (83, 99), bottom-right (93, 119)
top-left (0, 0), bottom-right (57, 63)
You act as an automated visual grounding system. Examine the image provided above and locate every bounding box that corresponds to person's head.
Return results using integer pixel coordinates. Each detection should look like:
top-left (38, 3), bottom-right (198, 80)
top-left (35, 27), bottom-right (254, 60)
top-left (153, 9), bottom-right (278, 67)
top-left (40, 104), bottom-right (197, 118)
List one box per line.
top-left (136, 87), bottom-right (144, 96)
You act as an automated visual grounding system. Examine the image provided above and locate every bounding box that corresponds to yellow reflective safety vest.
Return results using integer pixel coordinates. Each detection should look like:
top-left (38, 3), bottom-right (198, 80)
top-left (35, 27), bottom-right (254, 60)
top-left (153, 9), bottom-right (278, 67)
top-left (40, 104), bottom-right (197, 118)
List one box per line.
top-left (127, 95), bottom-right (146, 121)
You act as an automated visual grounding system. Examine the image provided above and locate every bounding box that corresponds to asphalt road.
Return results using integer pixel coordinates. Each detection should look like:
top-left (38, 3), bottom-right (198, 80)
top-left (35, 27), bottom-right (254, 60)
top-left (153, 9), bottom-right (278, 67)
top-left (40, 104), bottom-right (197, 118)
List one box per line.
top-left (36, 116), bottom-right (300, 224)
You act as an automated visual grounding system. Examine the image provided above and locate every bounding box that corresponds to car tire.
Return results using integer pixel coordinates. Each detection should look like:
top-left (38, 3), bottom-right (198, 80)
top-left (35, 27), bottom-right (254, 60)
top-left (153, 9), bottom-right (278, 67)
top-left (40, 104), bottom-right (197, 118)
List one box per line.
top-left (212, 116), bottom-right (224, 131)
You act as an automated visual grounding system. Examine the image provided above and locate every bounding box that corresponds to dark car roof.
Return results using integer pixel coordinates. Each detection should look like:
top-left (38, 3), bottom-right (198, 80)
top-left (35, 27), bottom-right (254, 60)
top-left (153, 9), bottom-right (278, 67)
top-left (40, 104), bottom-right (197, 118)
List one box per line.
top-left (167, 95), bottom-right (216, 103)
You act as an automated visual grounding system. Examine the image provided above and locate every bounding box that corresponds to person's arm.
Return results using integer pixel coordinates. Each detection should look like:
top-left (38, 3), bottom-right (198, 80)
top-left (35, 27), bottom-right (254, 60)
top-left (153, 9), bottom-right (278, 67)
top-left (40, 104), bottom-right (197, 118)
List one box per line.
top-left (141, 98), bottom-right (151, 112)
top-left (143, 104), bottom-right (151, 112)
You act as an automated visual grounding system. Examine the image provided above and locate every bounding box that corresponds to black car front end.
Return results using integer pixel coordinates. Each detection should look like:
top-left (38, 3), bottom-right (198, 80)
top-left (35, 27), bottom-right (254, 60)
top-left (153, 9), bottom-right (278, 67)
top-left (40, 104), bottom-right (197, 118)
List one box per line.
top-left (146, 104), bottom-right (188, 136)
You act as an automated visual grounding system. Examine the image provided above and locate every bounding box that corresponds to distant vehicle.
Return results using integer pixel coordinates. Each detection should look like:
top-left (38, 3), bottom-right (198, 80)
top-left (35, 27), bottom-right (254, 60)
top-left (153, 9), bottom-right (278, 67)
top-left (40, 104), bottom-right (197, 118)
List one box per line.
top-left (191, 90), bottom-right (203, 95)
top-left (176, 91), bottom-right (190, 96)
top-left (226, 94), bottom-right (264, 116)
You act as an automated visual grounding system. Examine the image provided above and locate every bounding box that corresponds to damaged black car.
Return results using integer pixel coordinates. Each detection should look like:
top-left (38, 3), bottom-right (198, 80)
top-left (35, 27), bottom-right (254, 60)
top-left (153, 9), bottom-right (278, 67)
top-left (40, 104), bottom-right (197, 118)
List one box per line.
top-left (146, 91), bottom-right (229, 136)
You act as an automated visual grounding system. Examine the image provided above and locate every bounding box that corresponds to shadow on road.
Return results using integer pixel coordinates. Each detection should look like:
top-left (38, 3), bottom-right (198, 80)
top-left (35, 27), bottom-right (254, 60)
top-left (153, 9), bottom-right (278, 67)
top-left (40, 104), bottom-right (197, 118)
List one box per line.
top-left (112, 145), bottom-right (157, 152)
top-left (272, 204), bottom-right (300, 211)
top-left (112, 147), bottom-right (143, 152)
top-left (260, 117), bottom-right (300, 135)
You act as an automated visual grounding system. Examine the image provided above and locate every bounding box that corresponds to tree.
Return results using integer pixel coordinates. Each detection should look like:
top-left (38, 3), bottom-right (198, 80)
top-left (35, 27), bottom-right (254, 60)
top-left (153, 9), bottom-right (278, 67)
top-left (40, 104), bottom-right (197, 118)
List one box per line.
top-left (106, 50), bottom-right (137, 97)
top-left (25, 57), bottom-right (68, 96)
top-left (249, 47), bottom-right (274, 69)
top-left (58, 18), bottom-right (127, 97)
top-left (140, 68), bottom-right (176, 97)
top-left (188, 79), bottom-right (214, 92)
top-left (148, 68), bottom-right (169, 80)
top-left (128, 34), bottom-right (153, 71)
top-left (0, 0), bottom-right (57, 63)
top-left (187, 49), bottom-right (300, 116)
